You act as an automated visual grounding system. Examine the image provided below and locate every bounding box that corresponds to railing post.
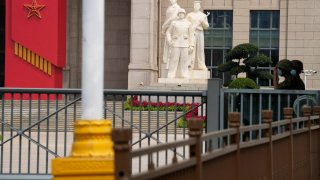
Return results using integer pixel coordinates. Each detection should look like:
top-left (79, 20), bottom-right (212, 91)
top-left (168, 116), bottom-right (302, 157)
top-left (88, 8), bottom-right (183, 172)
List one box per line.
top-left (283, 107), bottom-right (293, 180)
top-left (313, 106), bottom-right (320, 125)
top-left (262, 110), bottom-right (273, 180)
top-left (228, 112), bottom-right (240, 180)
top-left (303, 106), bottom-right (312, 180)
top-left (262, 110), bottom-right (273, 137)
top-left (303, 106), bottom-right (312, 128)
top-left (112, 128), bottom-right (132, 180)
top-left (314, 106), bottom-right (320, 179)
top-left (188, 119), bottom-right (203, 180)
top-left (207, 78), bottom-right (222, 149)
top-left (229, 112), bottom-right (240, 144)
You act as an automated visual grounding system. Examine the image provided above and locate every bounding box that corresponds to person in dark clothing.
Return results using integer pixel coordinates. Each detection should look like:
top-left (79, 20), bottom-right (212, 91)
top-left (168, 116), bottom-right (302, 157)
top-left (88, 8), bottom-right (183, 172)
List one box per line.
top-left (274, 59), bottom-right (305, 90)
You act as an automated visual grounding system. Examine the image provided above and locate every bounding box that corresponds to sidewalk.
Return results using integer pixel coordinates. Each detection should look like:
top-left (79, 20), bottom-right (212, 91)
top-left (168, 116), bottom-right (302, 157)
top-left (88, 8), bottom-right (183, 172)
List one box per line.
top-left (1, 131), bottom-right (191, 175)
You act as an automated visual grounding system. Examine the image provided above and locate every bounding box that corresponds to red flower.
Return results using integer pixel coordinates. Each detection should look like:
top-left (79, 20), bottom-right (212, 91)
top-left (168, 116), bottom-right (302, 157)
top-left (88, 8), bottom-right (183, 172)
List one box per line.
top-left (142, 101), bottom-right (148, 107)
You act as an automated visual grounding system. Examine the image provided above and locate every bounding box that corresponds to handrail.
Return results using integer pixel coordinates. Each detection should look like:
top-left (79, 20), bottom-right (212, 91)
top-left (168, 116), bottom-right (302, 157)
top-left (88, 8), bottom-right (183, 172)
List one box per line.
top-left (0, 88), bottom-right (206, 96)
top-left (272, 132), bottom-right (291, 141)
top-left (239, 138), bottom-right (269, 149)
top-left (131, 138), bottom-right (196, 157)
top-left (202, 128), bottom-right (237, 141)
top-left (292, 116), bottom-right (308, 123)
top-left (240, 124), bottom-right (269, 133)
top-left (310, 115), bottom-right (319, 120)
top-left (222, 88), bottom-right (319, 95)
top-left (131, 158), bottom-right (197, 180)
top-left (271, 119), bottom-right (291, 128)
top-left (202, 145), bottom-right (238, 162)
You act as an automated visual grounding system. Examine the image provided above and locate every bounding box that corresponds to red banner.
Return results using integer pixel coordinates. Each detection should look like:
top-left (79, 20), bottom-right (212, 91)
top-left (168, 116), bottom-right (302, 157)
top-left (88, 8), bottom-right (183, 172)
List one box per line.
top-left (5, 0), bottom-right (66, 88)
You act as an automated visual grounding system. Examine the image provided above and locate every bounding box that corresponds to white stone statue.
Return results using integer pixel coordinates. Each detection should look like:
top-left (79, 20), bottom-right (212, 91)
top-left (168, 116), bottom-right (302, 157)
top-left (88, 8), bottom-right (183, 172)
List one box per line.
top-left (166, 8), bottom-right (194, 78)
top-left (186, 1), bottom-right (209, 70)
top-left (162, 0), bottom-right (181, 68)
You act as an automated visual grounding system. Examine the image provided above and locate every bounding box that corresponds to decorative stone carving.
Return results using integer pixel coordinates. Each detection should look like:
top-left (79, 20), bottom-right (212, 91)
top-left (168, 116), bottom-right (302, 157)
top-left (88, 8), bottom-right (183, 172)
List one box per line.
top-left (162, 0), bottom-right (181, 68)
top-left (166, 8), bottom-right (194, 78)
top-left (186, 1), bottom-right (209, 70)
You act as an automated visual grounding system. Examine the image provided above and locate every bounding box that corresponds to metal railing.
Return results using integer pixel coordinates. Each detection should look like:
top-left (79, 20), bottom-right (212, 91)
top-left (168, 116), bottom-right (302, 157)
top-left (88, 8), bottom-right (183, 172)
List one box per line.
top-left (113, 106), bottom-right (320, 180)
top-left (1, 85), bottom-right (319, 178)
top-left (0, 88), bottom-right (207, 176)
top-left (220, 88), bottom-right (319, 142)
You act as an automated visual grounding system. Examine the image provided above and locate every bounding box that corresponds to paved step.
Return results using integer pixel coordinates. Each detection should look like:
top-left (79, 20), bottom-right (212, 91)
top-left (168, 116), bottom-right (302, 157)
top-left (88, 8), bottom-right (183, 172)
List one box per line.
top-left (0, 100), bottom-right (194, 134)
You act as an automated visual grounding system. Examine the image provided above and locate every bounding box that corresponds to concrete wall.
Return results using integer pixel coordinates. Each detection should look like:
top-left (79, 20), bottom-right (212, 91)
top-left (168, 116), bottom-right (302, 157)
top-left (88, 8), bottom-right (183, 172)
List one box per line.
top-left (284, 0), bottom-right (320, 89)
top-left (65, 0), bottom-right (131, 89)
top-left (105, 0), bottom-right (131, 89)
top-left (128, 0), bottom-right (159, 89)
top-left (64, 0), bottom-right (82, 89)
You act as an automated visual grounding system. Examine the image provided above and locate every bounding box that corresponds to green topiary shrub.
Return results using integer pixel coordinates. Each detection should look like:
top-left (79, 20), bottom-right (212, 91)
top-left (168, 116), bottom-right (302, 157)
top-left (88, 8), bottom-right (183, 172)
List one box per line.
top-left (228, 78), bottom-right (260, 89)
top-left (218, 43), bottom-right (273, 88)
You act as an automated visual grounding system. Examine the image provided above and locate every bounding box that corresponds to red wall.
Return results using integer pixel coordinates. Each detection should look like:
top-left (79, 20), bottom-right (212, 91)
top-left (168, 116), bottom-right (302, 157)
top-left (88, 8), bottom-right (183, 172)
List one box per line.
top-left (5, 0), bottom-right (66, 88)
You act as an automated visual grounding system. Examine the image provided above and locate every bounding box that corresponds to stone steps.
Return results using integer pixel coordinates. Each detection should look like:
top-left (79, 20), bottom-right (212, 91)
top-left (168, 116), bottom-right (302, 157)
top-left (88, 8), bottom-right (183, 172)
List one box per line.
top-left (0, 101), bottom-right (189, 134)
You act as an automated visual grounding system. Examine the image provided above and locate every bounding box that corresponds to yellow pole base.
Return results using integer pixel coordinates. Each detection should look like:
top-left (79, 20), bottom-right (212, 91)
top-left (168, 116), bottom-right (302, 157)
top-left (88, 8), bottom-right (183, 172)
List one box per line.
top-left (52, 120), bottom-right (114, 180)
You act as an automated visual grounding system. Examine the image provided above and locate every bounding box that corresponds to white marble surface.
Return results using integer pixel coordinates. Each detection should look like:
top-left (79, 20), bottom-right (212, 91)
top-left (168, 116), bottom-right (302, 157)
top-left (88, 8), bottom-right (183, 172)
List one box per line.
top-left (186, 1), bottom-right (209, 71)
top-left (158, 78), bottom-right (208, 84)
top-left (166, 9), bottom-right (194, 78)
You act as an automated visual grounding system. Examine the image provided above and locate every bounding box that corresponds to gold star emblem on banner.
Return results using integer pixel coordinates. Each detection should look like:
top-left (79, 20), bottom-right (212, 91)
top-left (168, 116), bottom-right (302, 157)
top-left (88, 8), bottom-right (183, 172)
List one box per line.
top-left (24, 0), bottom-right (46, 19)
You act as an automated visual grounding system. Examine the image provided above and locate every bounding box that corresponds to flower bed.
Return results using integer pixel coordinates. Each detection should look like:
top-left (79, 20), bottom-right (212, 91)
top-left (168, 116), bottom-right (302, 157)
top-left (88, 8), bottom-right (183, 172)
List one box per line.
top-left (125, 96), bottom-right (206, 128)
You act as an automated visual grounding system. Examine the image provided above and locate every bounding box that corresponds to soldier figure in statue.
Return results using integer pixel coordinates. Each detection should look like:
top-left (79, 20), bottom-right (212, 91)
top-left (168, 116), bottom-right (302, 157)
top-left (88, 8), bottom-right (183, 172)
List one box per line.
top-left (162, 0), bottom-right (181, 68)
top-left (166, 8), bottom-right (194, 78)
top-left (187, 1), bottom-right (209, 70)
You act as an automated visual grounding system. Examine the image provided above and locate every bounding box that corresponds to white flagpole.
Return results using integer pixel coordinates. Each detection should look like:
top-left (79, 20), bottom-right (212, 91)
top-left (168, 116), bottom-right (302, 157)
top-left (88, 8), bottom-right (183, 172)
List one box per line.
top-left (81, 0), bottom-right (105, 120)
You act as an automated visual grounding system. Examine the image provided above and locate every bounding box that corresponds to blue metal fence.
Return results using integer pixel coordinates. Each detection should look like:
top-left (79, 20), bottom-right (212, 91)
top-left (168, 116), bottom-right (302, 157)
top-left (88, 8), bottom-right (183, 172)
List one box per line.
top-left (0, 88), bottom-right (206, 176)
top-left (220, 88), bottom-right (319, 141)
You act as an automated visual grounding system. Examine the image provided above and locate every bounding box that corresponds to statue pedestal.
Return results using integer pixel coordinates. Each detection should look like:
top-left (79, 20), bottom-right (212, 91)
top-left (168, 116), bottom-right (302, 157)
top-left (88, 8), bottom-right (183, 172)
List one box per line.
top-left (189, 69), bottom-right (210, 79)
top-left (158, 78), bottom-right (207, 84)
top-left (154, 69), bottom-right (210, 91)
top-left (139, 79), bottom-right (207, 103)
top-left (160, 65), bottom-right (210, 79)
top-left (134, 71), bottom-right (209, 103)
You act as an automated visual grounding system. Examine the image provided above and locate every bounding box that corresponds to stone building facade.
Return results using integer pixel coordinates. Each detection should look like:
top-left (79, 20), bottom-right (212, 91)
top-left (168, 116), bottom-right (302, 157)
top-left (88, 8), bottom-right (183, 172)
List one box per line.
top-left (65, 0), bottom-right (131, 89)
top-left (65, 0), bottom-right (320, 90)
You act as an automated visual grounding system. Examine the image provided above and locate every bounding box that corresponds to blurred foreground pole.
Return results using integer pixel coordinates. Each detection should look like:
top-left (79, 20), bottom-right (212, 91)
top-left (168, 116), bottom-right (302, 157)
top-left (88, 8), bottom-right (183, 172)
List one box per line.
top-left (52, 1), bottom-right (115, 179)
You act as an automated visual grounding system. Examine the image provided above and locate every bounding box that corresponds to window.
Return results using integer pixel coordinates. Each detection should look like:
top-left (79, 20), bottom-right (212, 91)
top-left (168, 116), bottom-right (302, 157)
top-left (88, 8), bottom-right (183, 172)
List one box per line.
top-left (250, 10), bottom-right (280, 86)
top-left (204, 10), bottom-right (233, 84)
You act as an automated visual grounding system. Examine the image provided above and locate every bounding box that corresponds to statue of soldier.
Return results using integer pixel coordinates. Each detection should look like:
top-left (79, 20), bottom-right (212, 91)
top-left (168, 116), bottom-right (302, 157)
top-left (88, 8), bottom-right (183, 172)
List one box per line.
top-left (166, 8), bottom-right (194, 78)
top-left (162, 0), bottom-right (181, 68)
top-left (186, 1), bottom-right (209, 70)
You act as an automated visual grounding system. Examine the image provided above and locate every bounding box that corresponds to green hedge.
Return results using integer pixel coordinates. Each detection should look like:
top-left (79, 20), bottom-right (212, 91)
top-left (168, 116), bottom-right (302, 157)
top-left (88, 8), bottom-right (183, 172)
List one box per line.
top-left (228, 78), bottom-right (259, 89)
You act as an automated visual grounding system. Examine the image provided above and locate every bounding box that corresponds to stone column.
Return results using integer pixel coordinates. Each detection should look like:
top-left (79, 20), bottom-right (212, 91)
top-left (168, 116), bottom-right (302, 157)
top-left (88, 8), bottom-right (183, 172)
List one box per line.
top-left (128, 0), bottom-right (159, 89)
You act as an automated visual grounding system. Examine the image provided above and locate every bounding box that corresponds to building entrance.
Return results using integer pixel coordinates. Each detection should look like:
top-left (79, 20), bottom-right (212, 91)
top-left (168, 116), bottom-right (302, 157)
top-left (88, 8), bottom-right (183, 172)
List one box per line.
top-left (0, 1), bottom-right (5, 87)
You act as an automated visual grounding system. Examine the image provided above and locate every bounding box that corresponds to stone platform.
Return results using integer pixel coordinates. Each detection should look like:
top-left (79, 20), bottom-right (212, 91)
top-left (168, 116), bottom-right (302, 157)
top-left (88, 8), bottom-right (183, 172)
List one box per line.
top-left (142, 82), bottom-right (207, 91)
top-left (156, 69), bottom-right (209, 91)
top-left (160, 68), bottom-right (210, 80)
top-left (158, 78), bottom-right (207, 85)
